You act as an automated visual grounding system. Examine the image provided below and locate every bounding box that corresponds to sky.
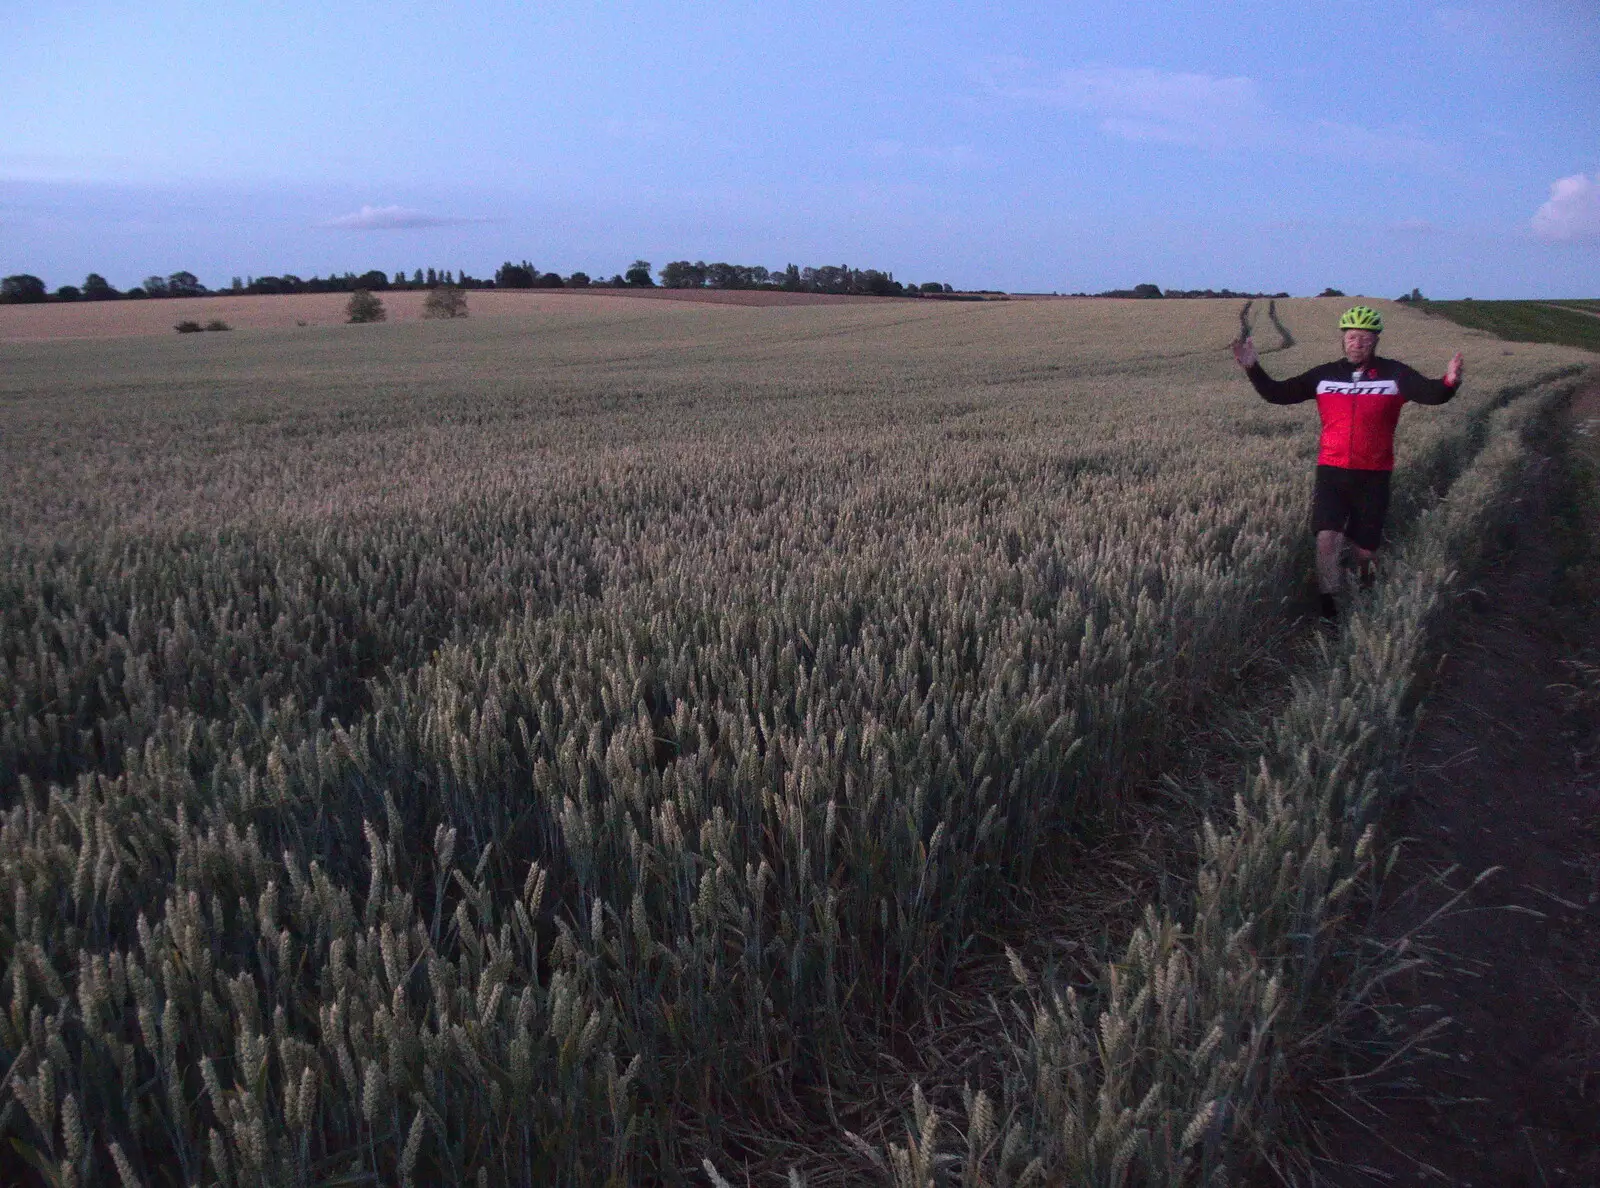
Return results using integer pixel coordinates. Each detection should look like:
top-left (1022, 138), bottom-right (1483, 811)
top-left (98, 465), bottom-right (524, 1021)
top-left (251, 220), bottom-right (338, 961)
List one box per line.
top-left (3, 1), bottom-right (1597, 298)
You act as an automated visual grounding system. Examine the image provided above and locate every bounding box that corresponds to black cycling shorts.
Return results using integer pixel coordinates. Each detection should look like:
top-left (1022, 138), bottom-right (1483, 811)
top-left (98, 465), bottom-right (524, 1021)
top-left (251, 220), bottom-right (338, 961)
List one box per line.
top-left (1311, 465), bottom-right (1391, 551)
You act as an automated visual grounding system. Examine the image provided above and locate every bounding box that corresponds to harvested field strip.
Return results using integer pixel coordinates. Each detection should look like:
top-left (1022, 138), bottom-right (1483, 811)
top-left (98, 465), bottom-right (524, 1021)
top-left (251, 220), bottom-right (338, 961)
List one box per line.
top-left (0, 299), bottom-right (1589, 1184)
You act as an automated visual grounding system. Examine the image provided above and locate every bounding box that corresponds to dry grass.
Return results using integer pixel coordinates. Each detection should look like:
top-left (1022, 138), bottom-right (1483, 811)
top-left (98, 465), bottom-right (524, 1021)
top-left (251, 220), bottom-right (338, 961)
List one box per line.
top-left (0, 288), bottom-right (897, 342)
top-left (0, 296), bottom-right (1588, 1184)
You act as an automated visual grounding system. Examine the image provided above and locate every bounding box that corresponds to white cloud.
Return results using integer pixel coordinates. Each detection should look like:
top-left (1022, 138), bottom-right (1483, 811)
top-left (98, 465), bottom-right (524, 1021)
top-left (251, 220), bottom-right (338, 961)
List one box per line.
top-left (321, 204), bottom-right (464, 231)
top-left (985, 64), bottom-right (1266, 150)
top-left (1531, 173), bottom-right (1600, 242)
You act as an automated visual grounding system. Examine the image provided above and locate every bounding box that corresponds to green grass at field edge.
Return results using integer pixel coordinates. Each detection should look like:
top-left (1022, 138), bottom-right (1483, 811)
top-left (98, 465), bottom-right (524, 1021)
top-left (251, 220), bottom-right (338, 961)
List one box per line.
top-left (1419, 299), bottom-right (1600, 353)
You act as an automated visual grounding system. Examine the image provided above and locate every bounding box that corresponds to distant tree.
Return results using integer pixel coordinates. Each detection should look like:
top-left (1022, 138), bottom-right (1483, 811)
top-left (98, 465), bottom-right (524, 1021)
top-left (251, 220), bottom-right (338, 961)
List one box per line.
top-left (859, 269), bottom-right (896, 296)
top-left (247, 275), bottom-right (305, 295)
top-left (660, 261), bottom-right (705, 288)
top-left (567, 271), bottom-right (590, 287)
top-left (807, 265), bottom-right (850, 294)
top-left (412, 268), bottom-right (424, 285)
top-left (0, 274), bottom-right (47, 304)
top-left (345, 290), bottom-right (385, 323)
top-left (422, 285), bottom-right (468, 318)
top-left (167, 271), bottom-right (205, 297)
top-left (1131, 283), bottom-right (1163, 299)
top-left (1318, 287), bottom-right (1345, 297)
top-left (530, 271), bottom-right (563, 288)
top-left (624, 260), bottom-right (655, 287)
top-left (350, 269), bottom-right (386, 291)
top-left (393, 272), bottom-right (405, 286)
top-left (143, 275), bottom-right (170, 298)
top-left (496, 261), bottom-right (535, 288)
top-left (919, 281), bottom-right (944, 294)
top-left (425, 268), bottom-right (438, 286)
top-left (125, 287), bottom-right (148, 299)
top-left (82, 273), bottom-right (119, 300)
top-left (55, 285), bottom-right (81, 301)
top-left (706, 262), bottom-right (745, 289)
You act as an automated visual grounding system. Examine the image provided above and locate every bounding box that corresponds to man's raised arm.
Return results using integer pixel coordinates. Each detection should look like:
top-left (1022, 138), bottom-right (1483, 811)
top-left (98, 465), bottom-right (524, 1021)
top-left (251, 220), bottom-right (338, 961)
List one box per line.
top-left (1231, 335), bottom-right (1316, 405)
top-left (1400, 351), bottom-right (1465, 406)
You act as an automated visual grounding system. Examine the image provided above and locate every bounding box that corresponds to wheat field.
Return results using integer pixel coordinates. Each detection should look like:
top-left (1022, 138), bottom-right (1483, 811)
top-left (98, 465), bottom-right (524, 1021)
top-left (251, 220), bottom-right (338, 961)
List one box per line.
top-left (0, 295), bottom-right (1587, 1184)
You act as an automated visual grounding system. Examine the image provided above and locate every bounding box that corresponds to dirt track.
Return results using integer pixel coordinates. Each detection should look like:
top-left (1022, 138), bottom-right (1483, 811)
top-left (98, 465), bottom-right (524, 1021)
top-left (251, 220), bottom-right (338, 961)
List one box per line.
top-left (1308, 384), bottom-right (1600, 1185)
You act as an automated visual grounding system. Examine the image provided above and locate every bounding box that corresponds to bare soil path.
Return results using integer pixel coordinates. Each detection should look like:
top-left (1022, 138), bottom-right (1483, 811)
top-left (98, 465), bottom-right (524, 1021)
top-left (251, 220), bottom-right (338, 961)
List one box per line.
top-left (1542, 302), bottom-right (1600, 320)
top-left (1305, 384), bottom-right (1600, 1186)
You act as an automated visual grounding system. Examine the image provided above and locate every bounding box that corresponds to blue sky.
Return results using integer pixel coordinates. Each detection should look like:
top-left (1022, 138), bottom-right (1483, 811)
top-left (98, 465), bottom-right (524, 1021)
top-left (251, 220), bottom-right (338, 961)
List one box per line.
top-left (3, 1), bottom-right (1597, 297)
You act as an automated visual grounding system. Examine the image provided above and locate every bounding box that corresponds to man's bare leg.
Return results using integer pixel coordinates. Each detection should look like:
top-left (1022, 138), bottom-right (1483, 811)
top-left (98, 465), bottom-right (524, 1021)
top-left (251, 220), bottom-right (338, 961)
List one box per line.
top-left (1352, 545), bottom-right (1377, 589)
top-left (1316, 530), bottom-right (1345, 595)
top-left (1315, 530), bottom-right (1345, 621)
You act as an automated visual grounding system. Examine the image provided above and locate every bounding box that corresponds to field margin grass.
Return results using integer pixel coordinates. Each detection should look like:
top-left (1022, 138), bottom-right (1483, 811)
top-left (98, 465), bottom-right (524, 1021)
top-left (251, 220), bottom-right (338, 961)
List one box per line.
top-left (1419, 299), bottom-right (1600, 354)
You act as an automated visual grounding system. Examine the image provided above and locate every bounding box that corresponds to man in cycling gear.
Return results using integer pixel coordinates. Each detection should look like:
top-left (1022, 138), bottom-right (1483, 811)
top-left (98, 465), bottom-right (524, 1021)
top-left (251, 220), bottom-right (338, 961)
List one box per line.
top-left (1232, 304), bottom-right (1465, 621)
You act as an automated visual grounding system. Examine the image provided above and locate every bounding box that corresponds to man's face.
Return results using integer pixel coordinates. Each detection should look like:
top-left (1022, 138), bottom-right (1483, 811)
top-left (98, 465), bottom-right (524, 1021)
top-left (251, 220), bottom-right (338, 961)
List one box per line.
top-left (1343, 329), bottom-right (1378, 366)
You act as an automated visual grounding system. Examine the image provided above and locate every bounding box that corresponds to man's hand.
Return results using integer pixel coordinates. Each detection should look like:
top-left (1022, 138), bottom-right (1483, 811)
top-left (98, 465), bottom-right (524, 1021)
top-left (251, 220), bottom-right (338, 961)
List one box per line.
top-left (1231, 336), bottom-right (1259, 370)
top-left (1444, 351), bottom-right (1464, 387)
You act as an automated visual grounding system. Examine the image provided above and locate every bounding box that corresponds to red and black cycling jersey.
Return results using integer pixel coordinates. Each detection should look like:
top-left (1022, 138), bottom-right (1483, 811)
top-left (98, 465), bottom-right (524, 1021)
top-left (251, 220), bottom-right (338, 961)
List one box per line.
top-left (1245, 357), bottom-right (1458, 471)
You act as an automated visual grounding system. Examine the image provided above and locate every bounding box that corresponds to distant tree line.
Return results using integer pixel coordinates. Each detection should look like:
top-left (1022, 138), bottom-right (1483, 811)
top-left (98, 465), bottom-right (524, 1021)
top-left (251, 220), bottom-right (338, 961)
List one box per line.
top-left (491, 259), bottom-right (956, 296)
top-left (1078, 283), bottom-right (1293, 299)
top-left (0, 266), bottom-right (498, 303)
top-left (0, 268), bottom-right (1441, 307)
top-left (237, 268), bottom-right (496, 296)
top-left (652, 260), bottom-right (953, 297)
top-left (2, 259), bottom-right (957, 303)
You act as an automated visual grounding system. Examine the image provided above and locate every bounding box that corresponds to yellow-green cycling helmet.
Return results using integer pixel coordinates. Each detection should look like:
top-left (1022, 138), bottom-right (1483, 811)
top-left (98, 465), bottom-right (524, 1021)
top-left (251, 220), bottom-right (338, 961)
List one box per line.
top-left (1338, 305), bottom-right (1383, 333)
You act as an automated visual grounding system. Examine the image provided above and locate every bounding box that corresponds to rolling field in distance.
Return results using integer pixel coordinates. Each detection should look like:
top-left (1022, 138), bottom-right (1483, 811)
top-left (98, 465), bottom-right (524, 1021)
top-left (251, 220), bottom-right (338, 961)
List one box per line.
top-left (1422, 297), bottom-right (1600, 353)
top-left (0, 295), bottom-right (1590, 1183)
top-left (0, 288), bottom-right (896, 343)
